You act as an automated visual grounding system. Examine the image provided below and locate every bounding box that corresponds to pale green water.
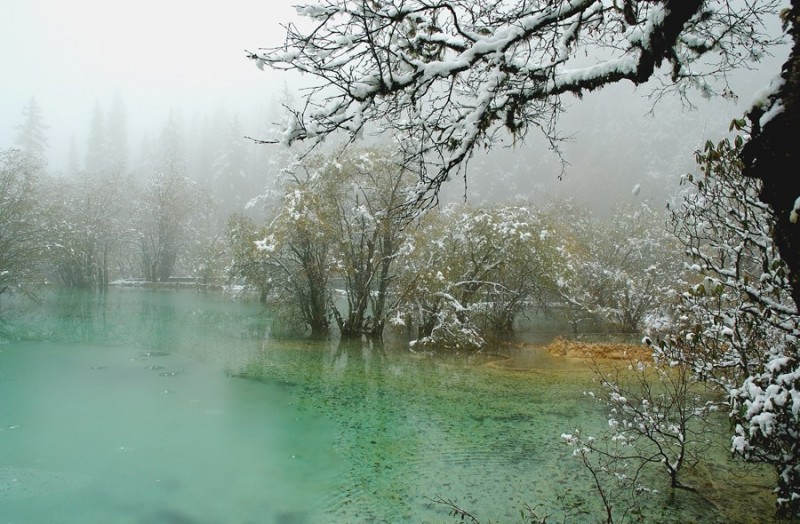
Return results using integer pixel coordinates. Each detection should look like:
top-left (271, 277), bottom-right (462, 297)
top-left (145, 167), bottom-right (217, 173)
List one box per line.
top-left (0, 289), bottom-right (774, 523)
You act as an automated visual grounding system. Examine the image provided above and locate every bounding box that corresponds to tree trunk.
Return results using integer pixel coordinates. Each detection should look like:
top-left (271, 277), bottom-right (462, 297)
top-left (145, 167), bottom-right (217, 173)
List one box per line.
top-left (742, 3), bottom-right (800, 307)
top-left (739, 10), bottom-right (800, 514)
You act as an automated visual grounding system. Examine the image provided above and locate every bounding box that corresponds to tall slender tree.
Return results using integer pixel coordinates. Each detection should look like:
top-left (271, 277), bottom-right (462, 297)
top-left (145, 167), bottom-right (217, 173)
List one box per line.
top-left (213, 115), bottom-right (250, 213)
top-left (106, 92), bottom-right (129, 175)
top-left (85, 102), bottom-right (109, 175)
top-left (14, 97), bottom-right (48, 162)
top-left (66, 136), bottom-right (80, 177)
top-left (157, 110), bottom-right (186, 177)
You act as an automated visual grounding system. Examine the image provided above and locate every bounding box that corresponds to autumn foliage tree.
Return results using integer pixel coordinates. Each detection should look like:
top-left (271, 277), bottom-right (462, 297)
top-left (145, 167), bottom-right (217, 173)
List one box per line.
top-left (236, 147), bottom-right (413, 337)
top-left (315, 148), bottom-right (413, 337)
top-left (252, 166), bottom-right (337, 335)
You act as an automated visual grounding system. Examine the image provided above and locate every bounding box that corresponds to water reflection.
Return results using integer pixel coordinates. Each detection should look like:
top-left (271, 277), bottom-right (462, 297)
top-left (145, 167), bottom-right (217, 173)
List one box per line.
top-left (0, 289), bottom-right (778, 523)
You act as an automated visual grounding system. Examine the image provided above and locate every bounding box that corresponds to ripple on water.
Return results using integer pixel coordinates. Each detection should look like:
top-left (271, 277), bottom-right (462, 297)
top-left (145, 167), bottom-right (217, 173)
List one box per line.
top-left (140, 351), bottom-right (171, 357)
top-left (0, 289), bottom-right (778, 524)
top-left (0, 468), bottom-right (92, 501)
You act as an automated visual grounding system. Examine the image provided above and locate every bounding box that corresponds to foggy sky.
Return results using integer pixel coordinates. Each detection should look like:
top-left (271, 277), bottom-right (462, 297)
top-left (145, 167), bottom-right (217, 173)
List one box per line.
top-left (0, 0), bottom-right (300, 171)
top-left (1, 0), bottom-right (789, 211)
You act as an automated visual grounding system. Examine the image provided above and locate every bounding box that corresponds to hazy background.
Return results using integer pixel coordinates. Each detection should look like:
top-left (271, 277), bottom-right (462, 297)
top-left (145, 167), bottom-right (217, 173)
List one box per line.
top-left (1, 0), bottom-right (789, 214)
top-left (1, 0), bottom-right (297, 167)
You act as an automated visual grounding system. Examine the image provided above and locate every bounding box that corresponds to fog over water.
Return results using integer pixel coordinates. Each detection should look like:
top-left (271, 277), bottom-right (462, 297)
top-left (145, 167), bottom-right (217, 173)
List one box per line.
top-left (0, 0), bottom-right (789, 213)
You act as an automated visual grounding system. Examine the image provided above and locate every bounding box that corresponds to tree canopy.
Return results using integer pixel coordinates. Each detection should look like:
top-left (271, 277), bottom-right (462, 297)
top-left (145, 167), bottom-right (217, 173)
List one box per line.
top-left (250, 0), bottom-right (781, 204)
top-left (251, 0), bottom-right (800, 301)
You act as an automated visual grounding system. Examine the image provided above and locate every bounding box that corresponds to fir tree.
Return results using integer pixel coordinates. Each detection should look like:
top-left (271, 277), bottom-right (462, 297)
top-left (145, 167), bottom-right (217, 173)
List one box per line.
top-left (14, 97), bottom-right (48, 161)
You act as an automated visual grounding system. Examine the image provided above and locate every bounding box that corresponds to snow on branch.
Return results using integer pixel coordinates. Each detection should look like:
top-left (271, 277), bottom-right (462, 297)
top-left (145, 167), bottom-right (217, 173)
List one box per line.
top-left (249, 0), bottom-right (781, 211)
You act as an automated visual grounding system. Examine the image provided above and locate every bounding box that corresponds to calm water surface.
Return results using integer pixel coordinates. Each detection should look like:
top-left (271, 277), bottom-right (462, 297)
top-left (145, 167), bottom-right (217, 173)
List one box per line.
top-left (0, 289), bottom-right (774, 523)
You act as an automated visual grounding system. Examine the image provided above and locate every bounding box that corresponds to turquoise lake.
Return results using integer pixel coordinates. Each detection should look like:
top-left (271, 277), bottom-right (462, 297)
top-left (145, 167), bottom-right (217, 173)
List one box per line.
top-left (0, 289), bottom-right (775, 523)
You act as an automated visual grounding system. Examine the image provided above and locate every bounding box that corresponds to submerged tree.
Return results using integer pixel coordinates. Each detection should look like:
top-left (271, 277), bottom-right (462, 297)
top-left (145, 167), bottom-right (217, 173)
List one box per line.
top-left (560, 363), bottom-right (710, 522)
top-left (549, 201), bottom-right (683, 334)
top-left (321, 148), bottom-right (412, 338)
top-left (395, 203), bottom-right (557, 350)
top-left (240, 147), bottom-right (411, 337)
top-left (0, 149), bottom-right (46, 296)
top-left (253, 170), bottom-right (335, 335)
top-left (45, 172), bottom-right (127, 288)
top-left (227, 213), bottom-right (274, 303)
top-left (134, 171), bottom-right (209, 282)
top-left (577, 354), bottom-right (714, 491)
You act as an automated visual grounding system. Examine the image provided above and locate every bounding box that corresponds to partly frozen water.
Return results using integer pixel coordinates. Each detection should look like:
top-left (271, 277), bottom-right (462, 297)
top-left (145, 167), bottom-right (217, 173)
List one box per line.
top-left (0, 289), bottom-right (774, 523)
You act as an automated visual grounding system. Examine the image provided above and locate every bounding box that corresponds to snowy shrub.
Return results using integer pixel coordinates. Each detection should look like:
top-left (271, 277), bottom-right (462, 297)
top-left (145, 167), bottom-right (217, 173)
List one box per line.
top-left (649, 135), bottom-right (800, 517)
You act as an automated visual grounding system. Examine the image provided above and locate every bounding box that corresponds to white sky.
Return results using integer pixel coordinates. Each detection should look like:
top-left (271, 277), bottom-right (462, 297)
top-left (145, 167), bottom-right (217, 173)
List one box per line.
top-left (0, 0), bottom-right (300, 169)
top-left (0, 0), bottom-right (788, 205)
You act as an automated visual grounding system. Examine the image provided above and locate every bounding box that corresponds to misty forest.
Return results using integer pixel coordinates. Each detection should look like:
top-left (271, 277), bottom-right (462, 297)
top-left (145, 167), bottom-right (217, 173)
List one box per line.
top-left (2, 0), bottom-right (800, 523)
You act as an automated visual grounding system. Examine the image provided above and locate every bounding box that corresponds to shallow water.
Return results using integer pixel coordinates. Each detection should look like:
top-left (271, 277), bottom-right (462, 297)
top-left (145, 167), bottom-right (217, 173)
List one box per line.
top-left (0, 289), bottom-right (775, 523)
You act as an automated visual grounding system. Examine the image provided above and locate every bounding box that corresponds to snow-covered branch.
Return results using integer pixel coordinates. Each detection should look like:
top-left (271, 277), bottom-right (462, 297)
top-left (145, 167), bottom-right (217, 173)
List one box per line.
top-left (251, 0), bottom-right (780, 210)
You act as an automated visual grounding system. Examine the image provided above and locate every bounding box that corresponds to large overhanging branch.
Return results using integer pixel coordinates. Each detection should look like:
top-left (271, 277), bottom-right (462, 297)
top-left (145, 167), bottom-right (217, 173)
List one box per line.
top-left (249, 0), bottom-right (781, 213)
